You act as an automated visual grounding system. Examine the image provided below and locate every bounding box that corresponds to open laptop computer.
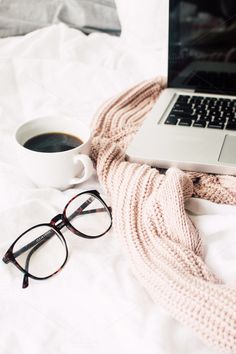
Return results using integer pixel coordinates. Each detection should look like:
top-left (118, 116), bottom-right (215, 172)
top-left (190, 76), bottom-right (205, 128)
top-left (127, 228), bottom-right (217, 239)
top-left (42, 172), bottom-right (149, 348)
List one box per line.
top-left (126, 0), bottom-right (236, 175)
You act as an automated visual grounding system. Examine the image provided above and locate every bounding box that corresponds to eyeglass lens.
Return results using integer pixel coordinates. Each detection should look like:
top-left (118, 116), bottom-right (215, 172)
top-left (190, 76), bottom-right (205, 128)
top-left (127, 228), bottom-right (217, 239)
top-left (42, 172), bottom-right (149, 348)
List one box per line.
top-left (65, 193), bottom-right (111, 237)
top-left (9, 192), bottom-right (111, 279)
top-left (12, 225), bottom-right (66, 278)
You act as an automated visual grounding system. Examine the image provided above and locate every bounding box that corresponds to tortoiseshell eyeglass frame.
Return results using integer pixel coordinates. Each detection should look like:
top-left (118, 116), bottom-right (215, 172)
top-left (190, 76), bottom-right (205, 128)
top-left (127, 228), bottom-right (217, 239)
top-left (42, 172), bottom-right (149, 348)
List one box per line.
top-left (2, 190), bottom-right (112, 289)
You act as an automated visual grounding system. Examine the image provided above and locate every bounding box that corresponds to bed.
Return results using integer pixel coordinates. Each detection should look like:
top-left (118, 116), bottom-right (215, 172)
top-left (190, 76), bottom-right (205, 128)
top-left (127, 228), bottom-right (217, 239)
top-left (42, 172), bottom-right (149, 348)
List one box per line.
top-left (0, 1), bottom-right (235, 354)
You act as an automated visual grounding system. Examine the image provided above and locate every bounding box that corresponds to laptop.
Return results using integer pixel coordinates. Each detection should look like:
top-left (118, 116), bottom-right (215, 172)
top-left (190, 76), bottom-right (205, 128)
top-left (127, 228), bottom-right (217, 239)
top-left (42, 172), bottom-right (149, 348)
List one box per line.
top-left (126, 0), bottom-right (236, 175)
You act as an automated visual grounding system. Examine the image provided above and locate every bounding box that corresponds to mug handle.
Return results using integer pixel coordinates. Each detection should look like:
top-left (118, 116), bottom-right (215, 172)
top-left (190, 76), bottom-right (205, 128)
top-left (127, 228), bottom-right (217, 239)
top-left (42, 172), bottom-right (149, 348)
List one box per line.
top-left (70, 154), bottom-right (94, 185)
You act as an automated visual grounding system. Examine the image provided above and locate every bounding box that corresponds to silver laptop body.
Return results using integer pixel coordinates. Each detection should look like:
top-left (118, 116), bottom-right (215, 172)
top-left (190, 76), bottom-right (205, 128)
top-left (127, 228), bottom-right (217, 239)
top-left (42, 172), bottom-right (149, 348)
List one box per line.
top-left (126, 1), bottom-right (236, 175)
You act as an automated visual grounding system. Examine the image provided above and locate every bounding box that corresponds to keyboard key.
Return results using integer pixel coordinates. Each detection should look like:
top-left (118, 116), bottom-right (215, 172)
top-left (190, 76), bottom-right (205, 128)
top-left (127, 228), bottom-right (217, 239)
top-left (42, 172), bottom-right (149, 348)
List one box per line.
top-left (178, 118), bottom-right (192, 126)
top-left (176, 95), bottom-right (190, 103)
top-left (173, 103), bottom-right (190, 109)
top-left (208, 121), bottom-right (224, 129)
top-left (197, 115), bottom-right (210, 121)
top-left (165, 116), bottom-right (177, 125)
top-left (170, 111), bottom-right (194, 119)
top-left (193, 120), bottom-right (206, 128)
top-left (209, 116), bottom-right (226, 123)
top-left (172, 108), bottom-right (193, 115)
top-left (225, 112), bottom-right (235, 120)
top-left (225, 122), bottom-right (236, 130)
top-left (208, 110), bottom-right (219, 116)
top-left (177, 115), bottom-right (193, 121)
top-left (195, 109), bottom-right (208, 115)
top-left (191, 114), bottom-right (199, 120)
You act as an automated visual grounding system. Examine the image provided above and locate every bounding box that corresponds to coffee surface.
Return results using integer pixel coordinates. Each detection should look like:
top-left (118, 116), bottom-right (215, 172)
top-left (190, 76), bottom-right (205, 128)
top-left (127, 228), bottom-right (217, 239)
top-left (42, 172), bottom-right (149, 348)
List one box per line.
top-left (23, 132), bottom-right (83, 152)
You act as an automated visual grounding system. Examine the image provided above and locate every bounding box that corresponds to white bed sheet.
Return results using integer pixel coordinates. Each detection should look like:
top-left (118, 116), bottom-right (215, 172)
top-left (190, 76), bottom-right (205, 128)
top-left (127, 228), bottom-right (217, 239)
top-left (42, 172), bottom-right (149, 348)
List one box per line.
top-left (0, 24), bottom-right (235, 354)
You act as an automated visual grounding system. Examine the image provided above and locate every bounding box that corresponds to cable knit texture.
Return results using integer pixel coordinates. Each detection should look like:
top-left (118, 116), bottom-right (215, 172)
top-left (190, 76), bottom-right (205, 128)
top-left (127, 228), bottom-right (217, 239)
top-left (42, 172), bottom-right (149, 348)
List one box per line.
top-left (90, 78), bottom-right (236, 354)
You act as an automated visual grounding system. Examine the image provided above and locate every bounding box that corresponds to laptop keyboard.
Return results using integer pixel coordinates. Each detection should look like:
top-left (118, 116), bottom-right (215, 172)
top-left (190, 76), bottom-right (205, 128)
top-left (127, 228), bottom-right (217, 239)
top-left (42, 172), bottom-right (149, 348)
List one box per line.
top-left (164, 95), bottom-right (236, 130)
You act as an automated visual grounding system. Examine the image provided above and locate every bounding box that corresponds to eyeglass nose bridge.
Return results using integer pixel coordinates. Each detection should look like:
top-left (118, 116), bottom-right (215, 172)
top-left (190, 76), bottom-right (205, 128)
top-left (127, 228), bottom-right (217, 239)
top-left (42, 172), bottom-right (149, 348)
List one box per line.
top-left (50, 214), bottom-right (65, 230)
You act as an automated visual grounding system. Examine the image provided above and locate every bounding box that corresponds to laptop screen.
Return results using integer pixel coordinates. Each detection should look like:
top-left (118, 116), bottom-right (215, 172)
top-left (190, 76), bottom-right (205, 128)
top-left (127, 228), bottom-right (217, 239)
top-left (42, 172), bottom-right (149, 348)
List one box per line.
top-left (168, 0), bottom-right (236, 95)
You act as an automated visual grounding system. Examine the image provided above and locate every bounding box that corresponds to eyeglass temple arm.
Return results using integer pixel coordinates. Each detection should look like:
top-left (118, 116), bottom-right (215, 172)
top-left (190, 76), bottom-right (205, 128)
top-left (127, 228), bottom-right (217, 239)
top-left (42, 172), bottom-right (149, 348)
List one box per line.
top-left (66, 196), bottom-right (110, 221)
top-left (13, 229), bottom-right (54, 260)
top-left (22, 236), bottom-right (51, 288)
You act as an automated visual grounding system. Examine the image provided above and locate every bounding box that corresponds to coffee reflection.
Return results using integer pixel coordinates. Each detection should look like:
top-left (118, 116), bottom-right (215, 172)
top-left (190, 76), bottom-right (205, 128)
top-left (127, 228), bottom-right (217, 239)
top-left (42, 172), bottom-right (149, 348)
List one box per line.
top-left (23, 132), bottom-right (83, 153)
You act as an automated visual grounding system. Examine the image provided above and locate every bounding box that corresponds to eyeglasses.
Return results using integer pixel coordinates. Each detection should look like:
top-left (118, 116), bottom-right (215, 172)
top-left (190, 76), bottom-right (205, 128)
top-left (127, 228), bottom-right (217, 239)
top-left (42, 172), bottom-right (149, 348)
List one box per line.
top-left (2, 190), bottom-right (112, 289)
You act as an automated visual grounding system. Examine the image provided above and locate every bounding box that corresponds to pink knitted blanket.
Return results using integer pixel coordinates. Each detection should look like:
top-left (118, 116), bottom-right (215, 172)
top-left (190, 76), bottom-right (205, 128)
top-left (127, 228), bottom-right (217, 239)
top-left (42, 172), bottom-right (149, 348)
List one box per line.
top-left (91, 78), bottom-right (236, 353)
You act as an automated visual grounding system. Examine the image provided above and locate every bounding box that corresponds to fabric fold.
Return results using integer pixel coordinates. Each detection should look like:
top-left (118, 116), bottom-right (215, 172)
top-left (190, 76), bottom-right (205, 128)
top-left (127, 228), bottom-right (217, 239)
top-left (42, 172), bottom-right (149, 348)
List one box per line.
top-left (91, 78), bottom-right (236, 354)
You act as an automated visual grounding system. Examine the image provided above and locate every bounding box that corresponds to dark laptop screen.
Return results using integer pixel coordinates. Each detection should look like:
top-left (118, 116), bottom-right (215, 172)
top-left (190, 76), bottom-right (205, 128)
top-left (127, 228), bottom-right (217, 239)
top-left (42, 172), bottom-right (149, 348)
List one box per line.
top-left (168, 0), bottom-right (236, 94)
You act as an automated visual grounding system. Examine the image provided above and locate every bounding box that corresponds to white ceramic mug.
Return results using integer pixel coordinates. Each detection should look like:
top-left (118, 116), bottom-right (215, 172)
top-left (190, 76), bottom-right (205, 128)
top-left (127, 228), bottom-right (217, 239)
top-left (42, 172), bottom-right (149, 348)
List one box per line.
top-left (15, 116), bottom-right (94, 190)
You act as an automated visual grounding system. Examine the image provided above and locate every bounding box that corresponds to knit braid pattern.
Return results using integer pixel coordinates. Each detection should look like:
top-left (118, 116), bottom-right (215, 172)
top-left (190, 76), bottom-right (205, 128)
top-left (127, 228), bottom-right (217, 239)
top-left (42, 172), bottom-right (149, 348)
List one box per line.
top-left (90, 78), bottom-right (236, 353)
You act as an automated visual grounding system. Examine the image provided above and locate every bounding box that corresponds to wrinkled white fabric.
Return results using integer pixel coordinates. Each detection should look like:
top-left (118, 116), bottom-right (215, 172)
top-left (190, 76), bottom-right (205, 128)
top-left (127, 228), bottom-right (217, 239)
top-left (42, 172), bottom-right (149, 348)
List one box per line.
top-left (0, 0), bottom-right (120, 38)
top-left (0, 24), bottom-right (235, 354)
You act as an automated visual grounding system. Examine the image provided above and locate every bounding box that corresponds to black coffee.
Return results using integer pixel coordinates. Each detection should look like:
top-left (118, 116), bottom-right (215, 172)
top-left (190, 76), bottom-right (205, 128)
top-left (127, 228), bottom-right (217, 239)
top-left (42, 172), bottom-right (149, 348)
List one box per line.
top-left (23, 132), bottom-right (83, 153)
